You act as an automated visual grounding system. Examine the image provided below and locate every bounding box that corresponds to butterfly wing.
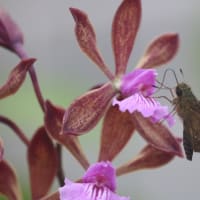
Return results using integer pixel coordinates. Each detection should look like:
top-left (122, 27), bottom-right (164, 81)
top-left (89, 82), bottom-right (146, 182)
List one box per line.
top-left (190, 102), bottom-right (200, 153)
top-left (183, 102), bottom-right (200, 160)
top-left (183, 120), bottom-right (193, 161)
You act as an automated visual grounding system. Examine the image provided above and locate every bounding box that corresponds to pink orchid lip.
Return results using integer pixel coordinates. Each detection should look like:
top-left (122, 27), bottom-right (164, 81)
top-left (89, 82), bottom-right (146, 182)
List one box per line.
top-left (112, 93), bottom-right (174, 127)
top-left (59, 162), bottom-right (130, 200)
top-left (59, 181), bottom-right (130, 200)
top-left (82, 161), bottom-right (116, 192)
top-left (112, 69), bottom-right (174, 126)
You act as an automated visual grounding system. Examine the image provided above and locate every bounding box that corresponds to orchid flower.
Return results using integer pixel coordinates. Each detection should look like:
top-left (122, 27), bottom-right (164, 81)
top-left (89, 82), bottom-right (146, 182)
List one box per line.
top-left (62, 0), bottom-right (182, 160)
top-left (59, 161), bottom-right (129, 200)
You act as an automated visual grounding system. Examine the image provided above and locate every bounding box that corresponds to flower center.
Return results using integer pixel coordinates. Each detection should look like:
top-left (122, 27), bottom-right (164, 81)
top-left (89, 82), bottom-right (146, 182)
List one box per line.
top-left (112, 76), bottom-right (122, 92)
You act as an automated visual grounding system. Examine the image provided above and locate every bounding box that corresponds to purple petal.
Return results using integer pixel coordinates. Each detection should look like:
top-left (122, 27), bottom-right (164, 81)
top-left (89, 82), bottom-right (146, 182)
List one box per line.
top-left (82, 161), bottom-right (116, 192)
top-left (112, 93), bottom-right (173, 126)
top-left (120, 69), bottom-right (157, 96)
top-left (165, 114), bottom-right (175, 127)
top-left (59, 181), bottom-right (129, 200)
top-left (59, 161), bottom-right (129, 200)
top-left (151, 107), bottom-right (175, 127)
top-left (59, 162), bottom-right (129, 200)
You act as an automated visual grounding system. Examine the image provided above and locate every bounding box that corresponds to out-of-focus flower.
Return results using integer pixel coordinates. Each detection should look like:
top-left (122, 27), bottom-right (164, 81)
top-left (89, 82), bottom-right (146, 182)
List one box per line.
top-left (0, 8), bottom-right (45, 111)
top-left (59, 161), bottom-right (129, 200)
top-left (0, 9), bottom-right (23, 52)
top-left (0, 58), bottom-right (36, 99)
top-left (0, 160), bottom-right (22, 200)
top-left (62, 0), bottom-right (182, 159)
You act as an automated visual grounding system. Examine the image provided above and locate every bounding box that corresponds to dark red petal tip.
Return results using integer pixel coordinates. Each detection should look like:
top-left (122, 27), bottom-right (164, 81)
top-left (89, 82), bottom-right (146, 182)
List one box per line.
top-left (0, 160), bottom-right (22, 200)
top-left (0, 9), bottom-right (24, 52)
top-left (137, 33), bottom-right (179, 69)
top-left (0, 58), bottom-right (36, 99)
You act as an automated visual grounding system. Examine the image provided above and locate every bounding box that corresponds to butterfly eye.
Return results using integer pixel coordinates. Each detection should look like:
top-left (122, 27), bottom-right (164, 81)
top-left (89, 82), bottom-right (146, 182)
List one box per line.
top-left (176, 86), bottom-right (182, 96)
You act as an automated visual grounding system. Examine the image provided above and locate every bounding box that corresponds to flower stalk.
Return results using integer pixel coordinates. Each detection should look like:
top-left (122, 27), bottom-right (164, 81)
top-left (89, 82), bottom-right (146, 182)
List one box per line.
top-left (13, 43), bottom-right (46, 112)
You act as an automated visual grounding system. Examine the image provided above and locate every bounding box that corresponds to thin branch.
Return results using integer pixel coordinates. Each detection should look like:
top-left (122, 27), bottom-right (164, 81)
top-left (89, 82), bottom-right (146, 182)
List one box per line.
top-left (13, 44), bottom-right (46, 112)
top-left (0, 115), bottom-right (29, 146)
top-left (56, 143), bottom-right (65, 186)
top-left (154, 95), bottom-right (173, 104)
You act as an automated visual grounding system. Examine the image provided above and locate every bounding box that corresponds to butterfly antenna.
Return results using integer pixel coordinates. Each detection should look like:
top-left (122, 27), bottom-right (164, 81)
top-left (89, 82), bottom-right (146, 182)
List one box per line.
top-left (155, 68), bottom-right (177, 92)
top-left (155, 68), bottom-right (180, 98)
top-left (165, 68), bottom-right (180, 85)
top-left (179, 68), bottom-right (185, 82)
top-left (180, 68), bottom-right (184, 76)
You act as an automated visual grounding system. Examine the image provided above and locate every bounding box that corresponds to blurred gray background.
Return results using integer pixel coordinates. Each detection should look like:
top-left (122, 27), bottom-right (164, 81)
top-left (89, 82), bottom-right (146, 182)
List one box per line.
top-left (0, 0), bottom-right (200, 199)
